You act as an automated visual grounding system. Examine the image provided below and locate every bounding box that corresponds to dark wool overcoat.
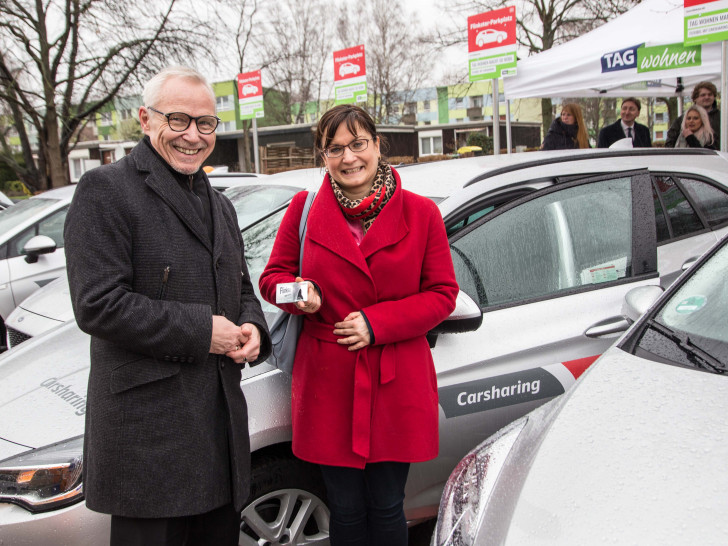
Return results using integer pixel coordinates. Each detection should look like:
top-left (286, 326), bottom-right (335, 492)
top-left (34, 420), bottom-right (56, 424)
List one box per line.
top-left (259, 169), bottom-right (459, 468)
top-left (597, 120), bottom-right (652, 148)
top-left (64, 141), bottom-right (270, 518)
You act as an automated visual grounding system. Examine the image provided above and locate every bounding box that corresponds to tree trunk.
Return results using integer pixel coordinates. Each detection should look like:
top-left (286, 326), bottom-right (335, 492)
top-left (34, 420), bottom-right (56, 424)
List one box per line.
top-left (44, 112), bottom-right (70, 189)
top-left (541, 98), bottom-right (553, 140)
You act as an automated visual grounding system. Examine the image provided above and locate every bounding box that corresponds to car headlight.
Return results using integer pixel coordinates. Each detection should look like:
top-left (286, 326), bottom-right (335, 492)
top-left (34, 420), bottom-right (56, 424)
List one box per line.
top-left (435, 418), bottom-right (527, 546)
top-left (0, 435), bottom-right (84, 513)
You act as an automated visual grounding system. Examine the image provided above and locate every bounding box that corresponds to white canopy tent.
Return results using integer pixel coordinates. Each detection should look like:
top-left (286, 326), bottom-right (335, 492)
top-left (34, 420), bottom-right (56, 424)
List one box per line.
top-left (502, 0), bottom-right (723, 99)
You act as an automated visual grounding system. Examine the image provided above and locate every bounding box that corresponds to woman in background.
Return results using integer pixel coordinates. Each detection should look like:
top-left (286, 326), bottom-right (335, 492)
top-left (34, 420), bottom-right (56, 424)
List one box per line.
top-left (674, 105), bottom-right (716, 150)
top-left (541, 103), bottom-right (590, 150)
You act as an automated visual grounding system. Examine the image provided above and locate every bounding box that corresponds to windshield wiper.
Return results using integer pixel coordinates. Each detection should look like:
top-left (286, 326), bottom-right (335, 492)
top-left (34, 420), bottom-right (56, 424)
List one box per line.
top-left (646, 319), bottom-right (726, 374)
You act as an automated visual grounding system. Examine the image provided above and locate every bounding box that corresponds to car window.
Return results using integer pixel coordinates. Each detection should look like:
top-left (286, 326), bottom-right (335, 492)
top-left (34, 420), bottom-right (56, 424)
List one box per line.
top-left (652, 176), bottom-right (704, 242)
top-left (242, 207), bottom-right (288, 320)
top-left (0, 198), bottom-right (60, 237)
top-left (224, 185), bottom-right (300, 230)
top-left (446, 189), bottom-right (536, 237)
top-left (8, 206), bottom-right (69, 258)
top-left (678, 177), bottom-right (728, 229)
top-left (450, 177), bottom-right (634, 308)
top-left (634, 240), bottom-right (728, 369)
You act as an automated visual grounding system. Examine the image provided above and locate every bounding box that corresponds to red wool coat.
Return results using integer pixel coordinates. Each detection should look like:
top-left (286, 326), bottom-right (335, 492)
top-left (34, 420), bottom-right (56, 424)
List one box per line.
top-left (259, 169), bottom-right (458, 468)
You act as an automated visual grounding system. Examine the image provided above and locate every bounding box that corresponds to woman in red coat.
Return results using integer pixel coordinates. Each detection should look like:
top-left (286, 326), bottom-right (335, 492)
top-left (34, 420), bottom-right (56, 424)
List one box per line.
top-left (259, 105), bottom-right (458, 545)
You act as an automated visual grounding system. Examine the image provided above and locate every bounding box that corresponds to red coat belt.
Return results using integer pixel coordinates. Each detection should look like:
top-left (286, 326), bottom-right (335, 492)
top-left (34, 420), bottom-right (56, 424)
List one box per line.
top-left (302, 319), bottom-right (397, 458)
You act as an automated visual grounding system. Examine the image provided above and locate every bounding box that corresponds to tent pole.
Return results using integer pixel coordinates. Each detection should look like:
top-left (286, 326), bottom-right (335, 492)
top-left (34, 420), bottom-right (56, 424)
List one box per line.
top-left (493, 80), bottom-right (500, 156)
top-left (506, 99), bottom-right (512, 154)
top-left (722, 41), bottom-right (727, 153)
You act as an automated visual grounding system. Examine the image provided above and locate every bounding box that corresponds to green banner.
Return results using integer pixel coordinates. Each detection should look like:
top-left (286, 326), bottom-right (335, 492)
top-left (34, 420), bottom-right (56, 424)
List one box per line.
top-left (468, 52), bottom-right (517, 81)
top-left (636, 42), bottom-right (701, 73)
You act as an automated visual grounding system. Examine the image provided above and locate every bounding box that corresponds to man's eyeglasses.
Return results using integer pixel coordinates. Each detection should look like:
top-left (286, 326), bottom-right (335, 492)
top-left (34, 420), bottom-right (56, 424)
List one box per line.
top-left (146, 106), bottom-right (220, 135)
top-left (323, 138), bottom-right (371, 158)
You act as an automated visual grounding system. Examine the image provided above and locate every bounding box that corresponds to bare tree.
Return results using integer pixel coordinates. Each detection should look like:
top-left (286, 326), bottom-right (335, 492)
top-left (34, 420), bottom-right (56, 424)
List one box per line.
top-left (362, 0), bottom-right (432, 124)
top-left (259, 0), bottom-right (332, 125)
top-left (0, 0), bottom-right (220, 190)
top-left (217, 0), bottom-right (260, 172)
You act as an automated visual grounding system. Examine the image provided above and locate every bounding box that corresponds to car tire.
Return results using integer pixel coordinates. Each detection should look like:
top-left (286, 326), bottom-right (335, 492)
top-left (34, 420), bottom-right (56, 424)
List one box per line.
top-left (240, 454), bottom-right (330, 545)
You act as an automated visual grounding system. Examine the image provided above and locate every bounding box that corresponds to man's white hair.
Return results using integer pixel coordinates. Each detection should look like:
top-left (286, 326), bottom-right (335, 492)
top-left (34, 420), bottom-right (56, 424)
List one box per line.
top-left (143, 66), bottom-right (215, 110)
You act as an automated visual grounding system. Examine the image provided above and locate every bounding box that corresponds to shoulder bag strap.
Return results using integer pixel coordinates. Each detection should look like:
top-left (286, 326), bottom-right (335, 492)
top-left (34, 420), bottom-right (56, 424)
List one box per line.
top-left (298, 191), bottom-right (316, 275)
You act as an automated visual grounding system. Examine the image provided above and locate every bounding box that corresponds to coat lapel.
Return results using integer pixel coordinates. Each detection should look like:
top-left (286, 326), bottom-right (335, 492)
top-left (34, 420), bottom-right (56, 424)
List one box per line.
top-left (306, 180), bottom-right (370, 275)
top-left (133, 144), bottom-right (212, 254)
top-left (306, 170), bottom-right (409, 275)
top-left (359, 169), bottom-right (409, 258)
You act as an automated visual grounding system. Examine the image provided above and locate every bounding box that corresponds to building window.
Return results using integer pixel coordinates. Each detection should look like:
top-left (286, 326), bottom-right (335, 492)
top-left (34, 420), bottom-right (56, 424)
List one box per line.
top-left (218, 120), bottom-right (236, 133)
top-left (102, 150), bottom-right (115, 164)
top-left (655, 131), bottom-right (664, 139)
top-left (423, 100), bottom-right (431, 111)
top-left (72, 158), bottom-right (83, 180)
top-left (217, 95), bottom-right (232, 111)
top-left (654, 112), bottom-right (665, 122)
top-left (419, 131), bottom-right (443, 156)
top-left (471, 96), bottom-right (483, 108)
top-left (100, 112), bottom-right (112, 126)
top-left (455, 97), bottom-right (464, 107)
top-left (404, 102), bottom-right (417, 115)
top-left (120, 109), bottom-right (133, 120)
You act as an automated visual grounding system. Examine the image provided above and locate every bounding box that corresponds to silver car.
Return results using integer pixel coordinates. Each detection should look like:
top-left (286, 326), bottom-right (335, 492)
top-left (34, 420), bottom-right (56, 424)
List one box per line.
top-left (1, 149), bottom-right (728, 544)
top-left (0, 185), bottom-right (76, 351)
top-left (435, 232), bottom-right (728, 545)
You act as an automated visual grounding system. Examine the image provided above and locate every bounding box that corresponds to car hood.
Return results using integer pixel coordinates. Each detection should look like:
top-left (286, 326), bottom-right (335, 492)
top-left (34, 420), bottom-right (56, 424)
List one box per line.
top-left (0, 321), bottom-right (89, 460)
top-left (15, 273), bottom-right (73, 323)
top-left (502, 346), bottom-right (728, 544)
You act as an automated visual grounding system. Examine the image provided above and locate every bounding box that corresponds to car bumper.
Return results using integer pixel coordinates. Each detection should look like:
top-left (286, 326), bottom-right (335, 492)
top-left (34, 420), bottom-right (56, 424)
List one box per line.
top-left (0, 501), bottom-right (109, 545)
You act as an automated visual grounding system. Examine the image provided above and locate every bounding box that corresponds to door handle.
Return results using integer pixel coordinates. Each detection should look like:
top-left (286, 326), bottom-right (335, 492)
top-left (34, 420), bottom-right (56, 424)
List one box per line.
top-left (584, 316), bottom-right (630, 338)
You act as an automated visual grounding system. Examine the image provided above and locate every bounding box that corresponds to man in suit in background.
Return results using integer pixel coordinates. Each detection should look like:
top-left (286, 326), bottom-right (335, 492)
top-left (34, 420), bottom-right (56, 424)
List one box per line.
top-left (65, 66), bottom-right (271, 546)
top-left (597, 97), bottom-right (652, 148)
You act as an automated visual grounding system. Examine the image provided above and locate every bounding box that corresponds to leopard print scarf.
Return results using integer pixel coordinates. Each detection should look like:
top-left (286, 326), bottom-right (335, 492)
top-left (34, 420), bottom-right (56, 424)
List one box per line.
top-left (329, 160), bottom-right (396, 233)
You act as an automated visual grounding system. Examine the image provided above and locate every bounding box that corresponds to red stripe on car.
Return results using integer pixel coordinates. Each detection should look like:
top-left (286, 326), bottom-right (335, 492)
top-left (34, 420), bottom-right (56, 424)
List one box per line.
top-left (562, 355), bottom-right (600, 380)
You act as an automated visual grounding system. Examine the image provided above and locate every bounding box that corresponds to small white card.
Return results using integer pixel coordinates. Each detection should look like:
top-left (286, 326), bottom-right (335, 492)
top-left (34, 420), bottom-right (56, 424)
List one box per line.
top-left (276, 282), bottom-right (308, 304)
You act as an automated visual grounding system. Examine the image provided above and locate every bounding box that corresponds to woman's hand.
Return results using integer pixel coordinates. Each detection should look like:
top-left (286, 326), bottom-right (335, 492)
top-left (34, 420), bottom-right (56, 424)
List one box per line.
top-left (294, 277), bottom-right (321, 314)
top-left (334, 312), bottom-right (371, 351)
top-left (682, 127), bottom-right (694, 137)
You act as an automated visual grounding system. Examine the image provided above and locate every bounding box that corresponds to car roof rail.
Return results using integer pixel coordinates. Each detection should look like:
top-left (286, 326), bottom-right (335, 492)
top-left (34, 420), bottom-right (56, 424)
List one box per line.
top-left (463, 148), bottom-right (719, 188)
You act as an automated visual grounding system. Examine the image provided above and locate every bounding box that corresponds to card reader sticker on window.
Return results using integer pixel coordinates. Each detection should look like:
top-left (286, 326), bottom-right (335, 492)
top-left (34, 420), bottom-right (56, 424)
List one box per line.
top-left (589, 265), bottom-right (618, 284)
top-left (675, 295), bottom-right (706, 314)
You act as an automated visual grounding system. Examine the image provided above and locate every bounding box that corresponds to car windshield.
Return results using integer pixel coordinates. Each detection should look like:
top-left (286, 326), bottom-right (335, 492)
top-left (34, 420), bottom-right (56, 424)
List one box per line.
top-left (0, 198), bottom-right (60, 236)
top-left (224, 185), bottom-right (300, 230)
top-left (242, 207), bottom-right (288, 323)
top-left (637, 240), bottom-right (728, 371)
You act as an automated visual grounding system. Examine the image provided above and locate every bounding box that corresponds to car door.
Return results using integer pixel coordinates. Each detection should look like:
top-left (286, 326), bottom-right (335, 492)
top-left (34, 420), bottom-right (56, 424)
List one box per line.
top-left (653, 174), bottom-right (728, 287)
top-left (3, 206), bottom-right (69, 319)
top-left (404, 170), bottom-right (660, 514)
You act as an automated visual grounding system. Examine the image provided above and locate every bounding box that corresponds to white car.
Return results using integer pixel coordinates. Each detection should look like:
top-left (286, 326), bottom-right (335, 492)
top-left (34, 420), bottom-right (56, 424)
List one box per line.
top-left (2, 149), bottom-right (728, 545)
top-left (475, 28), bottom-right (507, 47)
top-left (0, 185), bottom-right (75, 350)
top-left (435, 232), bottom-right (728, 545)
top-left (242, 83), bottom-right (259, 96)
top-left (338, 62), bottom-right (361, 77)
top-left (0, 191), bottom-right (13, 209)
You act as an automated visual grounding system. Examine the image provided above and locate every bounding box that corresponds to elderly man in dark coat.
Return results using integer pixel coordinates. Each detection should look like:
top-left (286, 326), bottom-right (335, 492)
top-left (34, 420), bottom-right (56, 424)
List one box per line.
top-left (64, 66), bottom-right (271, 546)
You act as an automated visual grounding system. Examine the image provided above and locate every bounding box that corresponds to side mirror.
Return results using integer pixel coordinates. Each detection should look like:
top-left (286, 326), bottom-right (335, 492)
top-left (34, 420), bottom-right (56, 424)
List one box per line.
top-left (428, 291), bottom-right (483, 347)
top-left (622, 285), bottom-right (663, 323)
top-left (23, 235), bottom-right (57, 264)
